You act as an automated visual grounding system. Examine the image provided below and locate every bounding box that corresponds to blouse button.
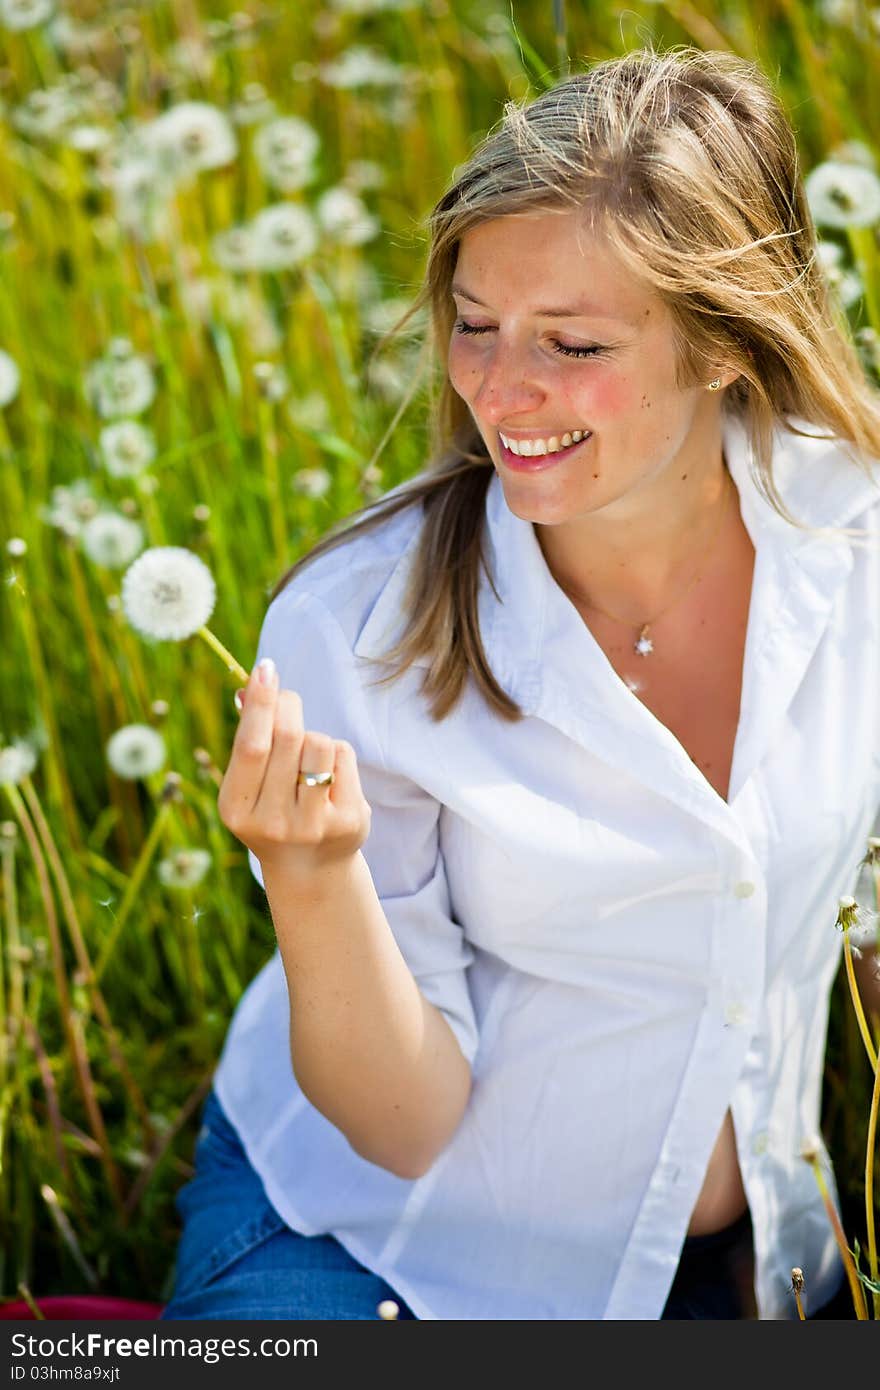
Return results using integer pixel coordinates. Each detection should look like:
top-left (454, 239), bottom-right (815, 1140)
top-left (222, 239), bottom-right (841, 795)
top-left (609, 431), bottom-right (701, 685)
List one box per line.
top-left (724, 1002), bottom-right (748, 1027)
top-left (751, 1131), bottom-right (769, 1156)
top-left (733, 880), bottom-right (756, 898)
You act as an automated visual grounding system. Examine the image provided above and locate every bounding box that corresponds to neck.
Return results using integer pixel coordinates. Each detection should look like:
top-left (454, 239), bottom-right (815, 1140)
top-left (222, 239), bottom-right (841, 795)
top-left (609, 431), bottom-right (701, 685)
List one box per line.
top-left (535, 456), bottom-right (734, 625)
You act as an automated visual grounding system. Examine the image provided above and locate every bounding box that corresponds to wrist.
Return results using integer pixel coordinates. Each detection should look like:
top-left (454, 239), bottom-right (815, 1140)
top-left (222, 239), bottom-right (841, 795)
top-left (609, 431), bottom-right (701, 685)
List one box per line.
top-left (260, 846), bottom-right (366, 902)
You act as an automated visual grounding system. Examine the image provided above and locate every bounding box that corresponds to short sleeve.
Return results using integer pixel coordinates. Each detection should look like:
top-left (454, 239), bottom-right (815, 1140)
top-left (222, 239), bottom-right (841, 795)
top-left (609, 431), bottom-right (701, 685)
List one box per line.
top-left (244, 586), bottom-right (480, 1067)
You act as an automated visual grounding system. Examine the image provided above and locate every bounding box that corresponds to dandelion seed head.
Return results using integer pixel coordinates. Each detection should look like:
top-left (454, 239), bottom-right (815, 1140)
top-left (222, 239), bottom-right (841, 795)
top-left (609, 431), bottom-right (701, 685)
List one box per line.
top-left (253, 360), bottom-right (289, 400)
top-left (99, 419), bottom-right (156, 477)
top-left (0, 740), bottom-right (37, 785)
top-left (291, 467), bottom-right (332, 498)
top-left (41, 479), bottom-right (98, 537)
top-left (343, 158), bottom-right (386, 191)
top-left (157, 847), bottom-right (211, 888)
top-left (249, 202), bottom-right (319, 271)
top-left (376, 1299), bottom-right (400, 1319)
top-left (804, 160), bottom-right (880, 229)
top-left (105, 723), bottom-right (166, 779)
top-left (286, 392), bottom-right (331, 432)
top-left (84, 348), bottom-right (156, 419)
top-left (253, 116), bottom-right (320, 192)
top-left (316, 186), bottom-right (380, 246)
top-left (121, 546), bottom-right (216, 641)
top-left (211, 223), bottom-right (261, 273)
top-left (319, 45), bottom-right (405, 90)
top-left (0, 348), bottom-right (20, 406)
top-left (81, 511), bottom-right (145, 568)
top-left (0, 0), bottom-right (55, 32)
top-left (6, 537), bottom-right (26, 557)
top-left (141, 102), bottom-right (237, 180)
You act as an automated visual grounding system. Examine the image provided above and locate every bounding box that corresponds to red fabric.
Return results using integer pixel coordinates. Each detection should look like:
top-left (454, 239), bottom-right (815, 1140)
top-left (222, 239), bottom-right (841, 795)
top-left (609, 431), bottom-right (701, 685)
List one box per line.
top-left (0, 1296), bottom-right (164, 1320)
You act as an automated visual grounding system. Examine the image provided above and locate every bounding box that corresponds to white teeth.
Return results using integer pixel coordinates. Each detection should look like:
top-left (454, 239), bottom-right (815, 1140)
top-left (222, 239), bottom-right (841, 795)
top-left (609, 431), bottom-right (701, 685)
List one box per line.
top-left (500, 429), bottom-right (589, 457)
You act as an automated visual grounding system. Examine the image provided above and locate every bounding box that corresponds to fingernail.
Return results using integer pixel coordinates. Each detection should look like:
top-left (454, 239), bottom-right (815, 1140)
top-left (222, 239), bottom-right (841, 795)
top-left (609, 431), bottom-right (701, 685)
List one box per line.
top-left (256, 656), bottom-right (277, 687)
top-left (233, 689), bottom-right (244, 713)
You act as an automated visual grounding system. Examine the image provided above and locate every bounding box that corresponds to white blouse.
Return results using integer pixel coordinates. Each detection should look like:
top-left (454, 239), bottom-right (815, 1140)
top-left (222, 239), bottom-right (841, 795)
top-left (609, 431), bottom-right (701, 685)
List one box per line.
top-left (214, 409), bottom-right (880, 1319)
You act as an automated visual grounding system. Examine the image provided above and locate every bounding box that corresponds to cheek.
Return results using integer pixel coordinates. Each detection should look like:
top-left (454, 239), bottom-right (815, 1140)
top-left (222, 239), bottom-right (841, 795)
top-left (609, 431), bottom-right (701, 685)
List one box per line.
top-left (446, 339), bottom-right (475, 398)
top-left (581, 375), bottom-right (634, 418)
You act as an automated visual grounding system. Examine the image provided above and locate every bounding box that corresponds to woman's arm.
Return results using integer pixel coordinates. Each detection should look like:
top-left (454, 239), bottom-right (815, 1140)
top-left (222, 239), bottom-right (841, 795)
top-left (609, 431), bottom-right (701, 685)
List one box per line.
top-left (262, 849), bottom-right (473, 1181)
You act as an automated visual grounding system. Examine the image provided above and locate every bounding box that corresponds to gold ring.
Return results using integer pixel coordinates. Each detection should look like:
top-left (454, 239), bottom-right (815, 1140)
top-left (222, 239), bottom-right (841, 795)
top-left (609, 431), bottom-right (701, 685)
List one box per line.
top-left (296, 770), bottom-right (335, 787)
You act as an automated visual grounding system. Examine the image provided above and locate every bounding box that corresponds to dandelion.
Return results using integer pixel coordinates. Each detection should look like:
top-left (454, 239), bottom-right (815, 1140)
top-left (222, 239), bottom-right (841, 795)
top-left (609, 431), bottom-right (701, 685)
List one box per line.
top-left (67, 124), bottom-right (112, 154)
top-left (0, 740), bottom-right (38, 785)
top-left (366, 356), bottom-right (408, 400)
top-left (804, 160), bottom-right (880, 229)
top-left (291, 467), bottom-right (332, 499)
top-left (828, 139), bottom-right (877, 170)
top-left (250, 202), bottom-right (318, 271)
top-left (0, 0), bottom-right (55, 31)
top-left (0, 348), bottom-right (20, 406)
top-left (315, 186), bottom-right (380, 246)
top-left (789, 1267), bottom-right (806, 1319)
top-left (211, 224), bottom-right (262, 273)
top-left (344, 159), bottom-right (387, 192)
top-left (7, 538), bottom-right (26, 557)
top-left (231, 82), bottom-right (276, 126)
top-left (286, 392), bottom-right (331, 432)
top-left (105, 152), bottom-right (173, 242)
top-left (98, 419), bottom-right (156, 478)
top-left (80, 511), bottom-right (144, 569)
top-left (121, 547), bottom-right (216, 642)
top-left (157, 848), bottom-right (211, 889)
top-left (376, 1299), bottom-right (400, 1319)
top-left (253, 117), bottom-right (320, 193)
top-left (41, 479), bottom-right (99, 537)
top-left (105, 724), bottom-right (166, 780)
top-left (139, 102), bottom-right (237, 181)
top-left (11, 85), bottom-right (80, 141)
top-left (121, 546), bottom-right (248, 681)
top-left (362, 296), bottom-right (427, 337)
top-left (84, 345), bottom-right (156, 419)
top-left (835, 893), bottom-right (878, 1070)
top-left (319, 45), bottom-right (406, 89)
top-left (253, 361), bottom-right (289, 401)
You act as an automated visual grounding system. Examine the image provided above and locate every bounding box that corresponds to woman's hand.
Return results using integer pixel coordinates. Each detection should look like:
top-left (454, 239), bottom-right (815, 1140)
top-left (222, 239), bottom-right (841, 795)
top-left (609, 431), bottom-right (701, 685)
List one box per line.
top-left (217, 656), bottom-right (372, 882)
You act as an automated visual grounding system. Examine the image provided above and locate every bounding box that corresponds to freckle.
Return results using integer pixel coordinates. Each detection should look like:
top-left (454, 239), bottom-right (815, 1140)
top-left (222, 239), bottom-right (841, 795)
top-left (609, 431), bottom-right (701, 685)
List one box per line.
top-left (593, 472), bottom-right (599, 478)
top-left (681, 473), bottom-right (687, 480)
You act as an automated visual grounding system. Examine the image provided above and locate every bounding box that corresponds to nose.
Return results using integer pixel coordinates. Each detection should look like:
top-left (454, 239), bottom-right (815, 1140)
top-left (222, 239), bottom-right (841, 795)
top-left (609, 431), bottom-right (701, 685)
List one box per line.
top-left (470, 340), bottom-right (545, 425)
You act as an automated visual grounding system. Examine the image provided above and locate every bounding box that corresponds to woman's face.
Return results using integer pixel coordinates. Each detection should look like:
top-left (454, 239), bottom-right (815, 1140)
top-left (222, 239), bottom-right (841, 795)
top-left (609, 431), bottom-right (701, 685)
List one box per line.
top-left (447, 209), bottom-right (722, 528)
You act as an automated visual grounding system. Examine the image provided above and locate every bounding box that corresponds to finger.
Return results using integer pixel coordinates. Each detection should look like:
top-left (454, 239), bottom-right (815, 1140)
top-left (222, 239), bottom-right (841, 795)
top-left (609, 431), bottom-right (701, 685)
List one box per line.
top-left (251, 688), bottom-right (305, 817)
top-left (219, 657), bottom-right (280, 823)
top-left (293, 730), bottom-right (338, 826)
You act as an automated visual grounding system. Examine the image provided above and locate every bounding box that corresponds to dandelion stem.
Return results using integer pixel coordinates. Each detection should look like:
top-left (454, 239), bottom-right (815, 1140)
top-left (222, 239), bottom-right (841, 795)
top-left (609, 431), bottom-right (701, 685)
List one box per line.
top-left (805, 1150), bottom-right (868, 1319)
top-left (93, 801), bottom-right (173, 984)
top-left (20, 775), bottom-right (157, 1148)
top-left (843, 929), bottom-right (878, 1069)
top-left (3, 783), bottom-right (126, 1211)
top-left (195, 626), bottom-right (249, 683)
top-left (866, 1047), bottom-right (880, 1319)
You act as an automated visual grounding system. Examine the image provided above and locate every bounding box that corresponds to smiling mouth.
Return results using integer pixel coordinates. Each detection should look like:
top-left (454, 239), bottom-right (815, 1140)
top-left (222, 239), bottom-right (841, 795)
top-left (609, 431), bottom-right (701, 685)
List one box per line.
top-left (497, 431), bottom-right (592, 468)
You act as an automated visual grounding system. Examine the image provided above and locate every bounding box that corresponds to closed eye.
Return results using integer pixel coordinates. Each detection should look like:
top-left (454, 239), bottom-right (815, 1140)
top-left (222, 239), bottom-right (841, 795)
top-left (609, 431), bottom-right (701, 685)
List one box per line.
top-left (452, 320), bottom-right (608, 360)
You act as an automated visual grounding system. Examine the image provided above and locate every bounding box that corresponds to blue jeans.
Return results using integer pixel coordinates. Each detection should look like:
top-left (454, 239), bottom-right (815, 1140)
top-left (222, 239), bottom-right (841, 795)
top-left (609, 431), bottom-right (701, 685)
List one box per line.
top-left (160, 1089), bottom-right (417, 1320)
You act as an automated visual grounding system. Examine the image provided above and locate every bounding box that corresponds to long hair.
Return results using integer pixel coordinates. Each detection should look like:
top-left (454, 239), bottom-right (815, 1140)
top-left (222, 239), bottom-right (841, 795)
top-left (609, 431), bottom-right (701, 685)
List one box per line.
top-left (271, 43), bottom-right (880, 723)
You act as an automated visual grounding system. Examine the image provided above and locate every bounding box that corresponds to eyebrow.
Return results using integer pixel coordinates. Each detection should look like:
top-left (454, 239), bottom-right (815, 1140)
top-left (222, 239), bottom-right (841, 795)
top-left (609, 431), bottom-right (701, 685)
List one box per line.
top-left (451, 282), bottom-right (632, 323)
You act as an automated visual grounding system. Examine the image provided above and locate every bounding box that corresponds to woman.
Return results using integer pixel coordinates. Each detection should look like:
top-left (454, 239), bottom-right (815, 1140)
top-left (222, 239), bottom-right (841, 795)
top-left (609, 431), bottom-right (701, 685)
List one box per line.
top-left (161, 45), bottom-right (880, 1320)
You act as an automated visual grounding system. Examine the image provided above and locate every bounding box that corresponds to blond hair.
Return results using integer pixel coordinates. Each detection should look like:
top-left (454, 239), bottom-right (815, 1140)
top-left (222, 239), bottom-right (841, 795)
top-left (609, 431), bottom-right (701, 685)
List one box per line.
top-left (272, 43), bottom-right (880, 723)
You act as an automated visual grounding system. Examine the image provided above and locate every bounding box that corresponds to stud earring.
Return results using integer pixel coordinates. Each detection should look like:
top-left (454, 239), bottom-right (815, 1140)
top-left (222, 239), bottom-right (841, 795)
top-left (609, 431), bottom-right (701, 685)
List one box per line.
top-left (707, 378), bottom-right (722, 391)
